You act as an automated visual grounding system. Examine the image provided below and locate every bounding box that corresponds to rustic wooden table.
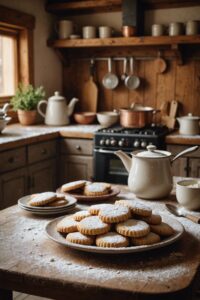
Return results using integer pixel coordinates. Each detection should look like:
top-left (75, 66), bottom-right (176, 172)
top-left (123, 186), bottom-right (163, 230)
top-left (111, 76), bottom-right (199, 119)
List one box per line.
top-left (0, 183), bottom-right (200, 300)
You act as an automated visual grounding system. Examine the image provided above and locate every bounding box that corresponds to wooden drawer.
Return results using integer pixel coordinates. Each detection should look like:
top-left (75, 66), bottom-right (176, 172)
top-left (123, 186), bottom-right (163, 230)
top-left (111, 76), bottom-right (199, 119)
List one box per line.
top-left (28, 140), bottom-right (57, 164)
top-left (0, 147), bottom-right (26, 173)
top-left (60, 138), bottom-right (93, 156)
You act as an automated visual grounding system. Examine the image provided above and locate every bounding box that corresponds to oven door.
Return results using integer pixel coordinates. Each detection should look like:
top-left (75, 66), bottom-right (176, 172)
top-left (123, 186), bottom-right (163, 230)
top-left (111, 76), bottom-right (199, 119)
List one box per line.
top-left (94, 148), bottom-right (130, 184)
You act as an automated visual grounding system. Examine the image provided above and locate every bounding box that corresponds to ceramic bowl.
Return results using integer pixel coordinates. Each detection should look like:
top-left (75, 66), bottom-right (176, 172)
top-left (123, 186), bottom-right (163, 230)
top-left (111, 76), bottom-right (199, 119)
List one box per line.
top-left (0, 117), bottom-right (11, 133)
top-left (97, 111), bottom-right (119, 127)
top-left (176, 179), bottom-right (200, 210)
top-left (74, 112), bottom-right (96, 125)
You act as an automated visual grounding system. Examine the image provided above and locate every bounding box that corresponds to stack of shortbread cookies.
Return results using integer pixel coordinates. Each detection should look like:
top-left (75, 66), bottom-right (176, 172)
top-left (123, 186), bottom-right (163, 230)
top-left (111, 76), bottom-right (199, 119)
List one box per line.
top-left (29, 192), bottom-right (68, 207)
top-left (56, 200), bottom-right (175, 248)
top-left (61, 180), bottom-right (112, 196)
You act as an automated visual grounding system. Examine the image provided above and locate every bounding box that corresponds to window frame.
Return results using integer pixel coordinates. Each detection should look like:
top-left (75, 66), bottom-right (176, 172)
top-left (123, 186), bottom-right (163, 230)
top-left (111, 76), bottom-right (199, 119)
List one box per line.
top-left (0, 5), bottom-right (35, 110)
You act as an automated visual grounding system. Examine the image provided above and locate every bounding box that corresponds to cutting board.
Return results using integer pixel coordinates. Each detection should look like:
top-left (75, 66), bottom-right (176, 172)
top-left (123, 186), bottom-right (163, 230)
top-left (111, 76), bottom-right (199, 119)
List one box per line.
top-left (161, 100), bottom-right (179, 129)
top-left (81, 60), bottom-right (98, 113)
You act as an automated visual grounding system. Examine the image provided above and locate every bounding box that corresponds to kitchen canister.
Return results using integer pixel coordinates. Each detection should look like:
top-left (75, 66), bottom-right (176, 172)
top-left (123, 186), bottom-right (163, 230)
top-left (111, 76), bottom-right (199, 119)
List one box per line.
top-left (82, 26), bottom-right (96, 39)
top-left (185, 20), bottom-right (199, 35)
top-left (151, 24), bottom-right (165, 36)
top-left (168, 22), bottom-right (183, 36)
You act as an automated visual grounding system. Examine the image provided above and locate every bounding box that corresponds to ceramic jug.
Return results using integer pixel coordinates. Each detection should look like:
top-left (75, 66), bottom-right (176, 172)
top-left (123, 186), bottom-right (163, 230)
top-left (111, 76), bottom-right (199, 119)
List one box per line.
top-left (37, 91), bottom-right (79, 126)
top-left (177, 113), bottom-right (200, 135)
top-left (115, 145), bottom-right (199, 199)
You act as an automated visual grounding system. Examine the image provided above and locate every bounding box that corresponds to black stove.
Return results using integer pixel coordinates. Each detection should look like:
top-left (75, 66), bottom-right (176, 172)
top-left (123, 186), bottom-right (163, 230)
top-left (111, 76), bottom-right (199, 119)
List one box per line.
top-left (94, 124), bottom-right (171, 151)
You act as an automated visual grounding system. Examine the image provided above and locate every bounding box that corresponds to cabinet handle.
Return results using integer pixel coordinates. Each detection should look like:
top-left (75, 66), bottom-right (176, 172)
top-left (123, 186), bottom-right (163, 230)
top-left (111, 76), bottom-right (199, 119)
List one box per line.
top-left (41, 148), bottom-right (47, 155)
top-left (76, 145), bottom-right (81, 151)
top-left (8, 157), bottom-right (15, 163)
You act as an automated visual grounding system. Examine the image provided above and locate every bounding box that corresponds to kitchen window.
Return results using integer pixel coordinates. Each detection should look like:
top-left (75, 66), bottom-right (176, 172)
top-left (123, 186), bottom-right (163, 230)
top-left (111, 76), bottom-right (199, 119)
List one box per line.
top-left (0, 5), bottom-right (35, 108)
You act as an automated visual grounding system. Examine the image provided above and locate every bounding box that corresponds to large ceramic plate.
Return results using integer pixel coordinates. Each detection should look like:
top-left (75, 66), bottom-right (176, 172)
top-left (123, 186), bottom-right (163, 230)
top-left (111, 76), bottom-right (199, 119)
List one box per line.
top-left (18, 194), bottom-right (77, 215)
top-left (45, 214), bottom-right (184, 254)
top-left (56, 187), bottom-right (120, 202)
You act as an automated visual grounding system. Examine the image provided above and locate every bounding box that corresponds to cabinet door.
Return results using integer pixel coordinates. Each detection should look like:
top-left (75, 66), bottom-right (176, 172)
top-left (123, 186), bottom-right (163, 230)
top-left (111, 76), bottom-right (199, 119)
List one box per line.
top-left (189, 158), bottom-right (200, 178)
top-left (60, 155), bottom-right (93, 184)
top-left (28, 159), bottom-right (57, 194)
top-left (0, 168), bottom-right (28, 209)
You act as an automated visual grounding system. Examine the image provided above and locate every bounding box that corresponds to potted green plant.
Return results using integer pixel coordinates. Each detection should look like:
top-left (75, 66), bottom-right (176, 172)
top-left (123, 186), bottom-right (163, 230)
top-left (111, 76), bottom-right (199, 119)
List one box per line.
top-left (11, 83), bottom-right (45, 125)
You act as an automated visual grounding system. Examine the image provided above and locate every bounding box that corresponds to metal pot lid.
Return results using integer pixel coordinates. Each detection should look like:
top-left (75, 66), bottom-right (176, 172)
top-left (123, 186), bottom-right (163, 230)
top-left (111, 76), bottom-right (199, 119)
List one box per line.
top-left (135, 145), bottom-right (171, 158)
top-left (180, 113), bottom-right (200, 120)
top-left (49, 91), bottom-right (65, 101)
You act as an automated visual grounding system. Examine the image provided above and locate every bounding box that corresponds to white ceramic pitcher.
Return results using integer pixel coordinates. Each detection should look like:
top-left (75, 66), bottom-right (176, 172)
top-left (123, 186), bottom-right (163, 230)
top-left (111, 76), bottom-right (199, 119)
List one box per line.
top-left (37, 91), bottom-right (79, 126)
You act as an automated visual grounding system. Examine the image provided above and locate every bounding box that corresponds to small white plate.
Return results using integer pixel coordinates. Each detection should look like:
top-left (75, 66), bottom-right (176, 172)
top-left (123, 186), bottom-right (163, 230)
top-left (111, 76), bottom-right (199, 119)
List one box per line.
top-left (45, 214), bottom-right (184, 254)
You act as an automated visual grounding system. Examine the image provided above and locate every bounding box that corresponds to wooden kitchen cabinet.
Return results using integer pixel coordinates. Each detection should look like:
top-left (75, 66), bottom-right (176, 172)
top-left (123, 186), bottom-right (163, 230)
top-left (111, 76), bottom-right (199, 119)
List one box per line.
top-left (59, 138), bottom-right (94, 184)
top-left (167, 144), bottom-right (200, 177)
top-left (0, 140), bottom-right (58, 209)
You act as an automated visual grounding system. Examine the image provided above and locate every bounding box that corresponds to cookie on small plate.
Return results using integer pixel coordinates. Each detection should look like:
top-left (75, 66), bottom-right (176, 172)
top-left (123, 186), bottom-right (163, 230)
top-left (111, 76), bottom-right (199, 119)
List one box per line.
top-left (84, 182), bottom-right (111, 196)
top-left (29, 192), bottom-right (57, 207)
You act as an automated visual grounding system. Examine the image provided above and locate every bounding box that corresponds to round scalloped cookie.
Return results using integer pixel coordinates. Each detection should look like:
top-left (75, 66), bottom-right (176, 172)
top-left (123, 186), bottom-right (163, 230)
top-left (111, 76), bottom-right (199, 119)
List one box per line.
top-left (150, 222), bottom-right (174, 236)
top-left (66, 232), bottom-right (94, 245)
top-left (115, 200), bottom-right (152, 217)
top-left (116, 219), bottom-right (150, 238)
top-left (88, 204), bottom-right (113, 215)
top-left (99, 204), bottom-right (131, 224)
top-left (61, 180), bottom-right (87, 193)
top-left (73, 210), bottom-right (91, 221)
top-left (56, 216), bottom-right (78, 233)
top-left (29, 192), bottom-right (57, 207)
top-left (96, 232), bottom-right (129, 248)
top-left (77, 216), bottom-right (111, 235)
top-left (131, 232), bottom-right (161, 246)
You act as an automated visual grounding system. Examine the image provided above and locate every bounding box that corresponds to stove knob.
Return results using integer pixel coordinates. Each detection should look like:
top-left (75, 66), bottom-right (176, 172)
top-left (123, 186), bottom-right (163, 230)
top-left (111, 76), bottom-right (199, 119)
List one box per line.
top-left (141, 141), bottom-right (147, 148)
top-left (105, 139), bottom-right (110, 146)
top-left (110, 138), bottom-right (117, 146)
top-left (118, 139), bottom-right (125, 147)
top-left (99, 139), bottom-right (105, 146)
top-left (133, 140), bottom-right (140, 148)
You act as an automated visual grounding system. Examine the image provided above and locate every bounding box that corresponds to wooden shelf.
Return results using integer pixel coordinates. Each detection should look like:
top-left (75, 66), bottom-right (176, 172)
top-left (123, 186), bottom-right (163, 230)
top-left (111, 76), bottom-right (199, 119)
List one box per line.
top-left (47, 35), bottom-right (200, 49)
top-left (46, 0), bottom-right (200, 15)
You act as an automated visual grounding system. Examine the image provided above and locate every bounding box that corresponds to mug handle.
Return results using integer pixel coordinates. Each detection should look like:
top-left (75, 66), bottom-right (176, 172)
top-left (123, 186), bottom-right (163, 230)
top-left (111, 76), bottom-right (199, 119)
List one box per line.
top-left (37, 100), bottom-right (47, 118)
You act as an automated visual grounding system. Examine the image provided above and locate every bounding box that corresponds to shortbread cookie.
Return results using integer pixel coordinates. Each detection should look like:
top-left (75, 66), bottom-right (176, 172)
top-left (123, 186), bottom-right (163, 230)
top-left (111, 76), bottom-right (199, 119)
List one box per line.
top-left (73, 210), bottom-right (91, 221)
top-left (96, 232), bottom-right (129, 248)
top-left (47, 199), bottom-right (68, 207)
top-left (141, 214), bottom-right (162, 225)
top-left (115, 200), bottom-right (152, 217)
top-left (77, 216), bottom-right (111, 235)
top-left (150, 222), bottom-right (174, 236)
top-left (99, 204), bottom-right (131, 224)
top-left (56, 216), bottom-right (78, 233)
top-left (116, 219), bottom-right (150, 238)
top-left (84, 182), bottom-right (111, 196)
top-left (56, 193), bottom-right (67, 200)
top-left (66, 232), bottom-right (94, 245)
top-left (88, 204), bottom-right (113, 215)
top-left (61, 180), bottom-right (87, 193)
top-left (131, 232), bottom-right (161, 246)
top-left (29, 192), bottom-right (57, 207)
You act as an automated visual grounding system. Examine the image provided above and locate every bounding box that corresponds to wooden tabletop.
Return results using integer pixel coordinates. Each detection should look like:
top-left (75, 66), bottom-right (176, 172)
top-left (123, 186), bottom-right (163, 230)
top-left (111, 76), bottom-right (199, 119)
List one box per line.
top-left (0, 185), bottom-right (200, 300)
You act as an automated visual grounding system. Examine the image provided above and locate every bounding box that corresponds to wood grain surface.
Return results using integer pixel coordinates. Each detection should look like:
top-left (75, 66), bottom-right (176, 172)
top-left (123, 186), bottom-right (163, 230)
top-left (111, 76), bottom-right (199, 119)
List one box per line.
top-left (0, 184), bottom-right (200, 300)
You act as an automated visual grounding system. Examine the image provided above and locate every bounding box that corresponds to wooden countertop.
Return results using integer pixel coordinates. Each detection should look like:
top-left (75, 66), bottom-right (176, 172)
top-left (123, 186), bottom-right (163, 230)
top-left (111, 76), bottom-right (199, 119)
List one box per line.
top-left (0, 124), bottom-right (200, 151)
top-left (0, 182), bottom-right (200, 300)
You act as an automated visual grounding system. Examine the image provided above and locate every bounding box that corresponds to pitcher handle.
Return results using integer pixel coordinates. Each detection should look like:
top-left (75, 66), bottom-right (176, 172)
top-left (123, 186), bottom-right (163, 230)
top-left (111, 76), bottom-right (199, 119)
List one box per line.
top-left (37, 100), bottom-right (47, 118)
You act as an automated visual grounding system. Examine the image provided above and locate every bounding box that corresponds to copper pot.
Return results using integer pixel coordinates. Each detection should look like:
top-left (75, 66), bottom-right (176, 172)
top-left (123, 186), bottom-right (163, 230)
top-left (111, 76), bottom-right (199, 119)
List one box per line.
top-left (120, 105), bottom-right (158, 128)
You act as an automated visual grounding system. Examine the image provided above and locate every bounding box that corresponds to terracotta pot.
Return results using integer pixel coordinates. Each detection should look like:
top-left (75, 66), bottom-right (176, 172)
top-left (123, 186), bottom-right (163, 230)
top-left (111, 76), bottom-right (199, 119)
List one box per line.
top-left (17, 109), bottom-right (37, 125)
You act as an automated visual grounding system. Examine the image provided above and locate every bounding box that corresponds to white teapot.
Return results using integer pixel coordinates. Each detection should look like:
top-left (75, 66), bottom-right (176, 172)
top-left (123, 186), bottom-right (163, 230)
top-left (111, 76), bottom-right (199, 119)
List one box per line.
top-left (37, 91), bottom-right (79, 126)
top-left (115, 145), bottom-right (199, 199)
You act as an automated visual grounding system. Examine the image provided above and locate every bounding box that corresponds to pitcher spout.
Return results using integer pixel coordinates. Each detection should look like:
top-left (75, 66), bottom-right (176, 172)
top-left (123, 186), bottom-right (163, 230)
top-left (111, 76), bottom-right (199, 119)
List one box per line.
top-left (115, 150), bottom-right (132, 173)
top-left (67, 97), bottom-right (79, 117)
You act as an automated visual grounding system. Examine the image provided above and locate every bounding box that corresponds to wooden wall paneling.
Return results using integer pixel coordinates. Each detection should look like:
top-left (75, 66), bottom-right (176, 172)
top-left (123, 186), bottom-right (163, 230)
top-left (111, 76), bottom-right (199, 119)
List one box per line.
top-left (175, 59), bottom-right (195, 116)
top-left (96, 60), bottom-right (113, 111)
top-left (128, 59), bottom-right (145, 106)
top-left (156, 59), bottom-right (176, 110)
top-left (143, 60), bottom-right (157, 108)
top-left (192, 60), bottom-right (200, 115)
top-left (112, 60), bottom-right (129, 109)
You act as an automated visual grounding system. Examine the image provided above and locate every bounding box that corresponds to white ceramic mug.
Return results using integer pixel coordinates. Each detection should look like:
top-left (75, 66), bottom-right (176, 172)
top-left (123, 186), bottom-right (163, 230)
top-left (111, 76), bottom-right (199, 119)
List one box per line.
top-left (185, 20), bottom-right (199, 35)
top-left (99, 26), bottom-right (112, 38)
top-left (56, 20), bottom-right (74, 39)
top-left (82, 26), bottom-right (96, 39)
top-left (151, 24), bottom-right (165, 36)
top-left (168, 22), bottom-right (183, 36)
